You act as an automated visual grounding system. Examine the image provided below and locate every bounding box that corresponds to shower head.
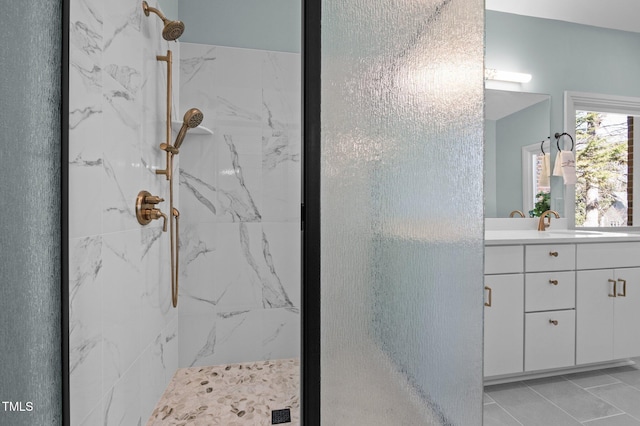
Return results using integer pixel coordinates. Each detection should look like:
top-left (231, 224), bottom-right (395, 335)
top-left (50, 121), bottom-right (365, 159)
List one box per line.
top-left (173, 108), bottom-right (204, 150)
top-left (142, 1), bottom-right (185, 41)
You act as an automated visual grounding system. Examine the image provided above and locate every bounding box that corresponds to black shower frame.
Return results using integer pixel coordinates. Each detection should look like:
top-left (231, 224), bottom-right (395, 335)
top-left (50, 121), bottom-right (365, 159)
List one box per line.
top-left (302, 0), bottom-right (321, 424)
top-left (61, 0), bottom-right (70, 424)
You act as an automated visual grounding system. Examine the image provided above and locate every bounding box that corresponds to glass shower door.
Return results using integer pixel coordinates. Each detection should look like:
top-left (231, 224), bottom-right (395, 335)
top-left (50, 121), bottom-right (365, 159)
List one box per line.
top-left (0, 1), bottom-right (64, 425)
top-left (316, 0), bottom-right (485, 423)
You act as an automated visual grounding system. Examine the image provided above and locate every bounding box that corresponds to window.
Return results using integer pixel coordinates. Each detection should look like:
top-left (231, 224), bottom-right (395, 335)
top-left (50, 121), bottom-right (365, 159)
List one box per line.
top-left (564, 92), bottom-right (640, 228)
top-left (575, 111), bottom-right (633, 227)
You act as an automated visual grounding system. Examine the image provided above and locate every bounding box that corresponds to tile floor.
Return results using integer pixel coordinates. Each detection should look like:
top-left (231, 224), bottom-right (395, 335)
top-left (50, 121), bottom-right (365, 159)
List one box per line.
top-left (484, 358), bottom-right (640, 426)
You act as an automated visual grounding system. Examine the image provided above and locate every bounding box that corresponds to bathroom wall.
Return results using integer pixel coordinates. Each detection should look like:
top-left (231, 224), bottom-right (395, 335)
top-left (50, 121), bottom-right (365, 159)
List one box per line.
top-left (178, 0), bottom-right (301, 53)
top-left (177, 42), bottom-right (301, 367)
top-left (68, 0), bottom-right (179, 423)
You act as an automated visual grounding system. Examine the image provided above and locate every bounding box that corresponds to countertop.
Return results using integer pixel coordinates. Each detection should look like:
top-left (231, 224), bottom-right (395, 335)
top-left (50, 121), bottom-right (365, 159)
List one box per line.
top-left (485, 229), bottom-right (640, 246)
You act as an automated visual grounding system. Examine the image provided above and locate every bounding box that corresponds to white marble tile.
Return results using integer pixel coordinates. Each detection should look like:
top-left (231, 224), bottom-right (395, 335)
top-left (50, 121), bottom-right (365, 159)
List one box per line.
top-left (162, 318), bottom-right (179, 385)
top-left (140, 225), bottom-right (175, 345)
top-left (69, 236), bottom-right (103, 425)
top-left (140, 331), bottom-right (171, 422)
top-left (178, 314), bottom-right (217, 368)
top-left (180, 308), bottom-right (299, 368)
top-left (69, 0), bottom-right (105, 239)
top-left (213, 223), bottom-right (270, 310)
top-left (262, 50), bottom-right (301, 91)
top-left (261, 222), bottom-right (301, 308)
top-left (103, 360), bottom-right (142, 426)
top-left (102, 0), bottom-right (141, 55)
top-left (181, 43), bottom-right (263, 92)
top-left (257, 308), bottom-right (300, 361)
top-left (261, 101), bottom-right (301, 222)
top-left (69, 0), bottom-right (103, 66)
top-left (218, 130), bottom-right (263, 222)
top-left (213, 308), bottom-right (299, 364)
top-left (79, 400), bottom-right (103, 426)
top-left (178, 222), bottom-right (218, 316)
top-left (179, 164), bottom-right (220, 223)
top-left (101, 230), bottom-right (143, 394)
top-left (69, 164), bottom-right (105, 239)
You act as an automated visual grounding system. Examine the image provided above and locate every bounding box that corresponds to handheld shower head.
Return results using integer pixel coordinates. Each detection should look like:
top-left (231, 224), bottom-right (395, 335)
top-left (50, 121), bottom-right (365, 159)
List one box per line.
top-left (173, 108), bottom-right (204, 150)
top-left (142, 1), bottom-right (185, 41)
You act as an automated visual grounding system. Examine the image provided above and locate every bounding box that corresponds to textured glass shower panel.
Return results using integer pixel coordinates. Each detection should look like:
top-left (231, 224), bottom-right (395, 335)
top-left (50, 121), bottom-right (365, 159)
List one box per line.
top-left (321, 0), bottom-right (484, 424)
top-left (0, 2), bottom-right (62, 425)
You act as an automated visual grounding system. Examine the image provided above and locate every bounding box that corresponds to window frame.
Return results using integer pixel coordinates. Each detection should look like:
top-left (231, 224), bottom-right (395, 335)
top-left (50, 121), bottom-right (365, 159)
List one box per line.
top-left (564, 91), bottom-right (640, 229)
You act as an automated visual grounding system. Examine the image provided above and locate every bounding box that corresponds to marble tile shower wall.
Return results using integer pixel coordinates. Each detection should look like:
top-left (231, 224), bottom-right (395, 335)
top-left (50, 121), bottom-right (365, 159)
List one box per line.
top-left (178, 43), bottom-right (301, 367)
top-left (68, 0), bottom-right (180, 424)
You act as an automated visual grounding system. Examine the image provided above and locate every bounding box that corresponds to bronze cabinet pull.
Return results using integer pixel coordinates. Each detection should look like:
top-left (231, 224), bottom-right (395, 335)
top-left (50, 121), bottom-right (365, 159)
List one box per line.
top-left (549, 251), bottom-right (559, 257)
top-left (549, 279), bottom-right (559, 285)
top-left (484, 286), bottom-right (492, 307)
top-left (608, 279), bottom-right (617, 298)
top-left (549, 319), bottom-right (558, 326)
top-left (618, 278), bottom-right (627, 297)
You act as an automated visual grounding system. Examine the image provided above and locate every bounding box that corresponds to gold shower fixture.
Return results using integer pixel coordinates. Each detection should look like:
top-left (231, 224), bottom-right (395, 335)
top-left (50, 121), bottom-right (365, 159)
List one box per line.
top-left (143, 2), bottom-right (204, 308)
top-left (142, 1), bottom-right (185, 41)
top-left (135, 190), bottom-right (167, 231)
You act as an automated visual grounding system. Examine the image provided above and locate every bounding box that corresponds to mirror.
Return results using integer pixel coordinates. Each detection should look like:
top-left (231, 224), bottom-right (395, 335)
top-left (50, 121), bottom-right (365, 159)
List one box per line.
top-left (485, 89), bottom-right (551, 218)
top-left (486, 7), bottom-right (640, 223)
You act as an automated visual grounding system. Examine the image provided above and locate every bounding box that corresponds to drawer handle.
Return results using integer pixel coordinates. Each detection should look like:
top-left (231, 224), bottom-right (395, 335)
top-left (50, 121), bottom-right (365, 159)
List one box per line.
top-left (609, 279), bottom-right (617, 298)
top-left (549, 319), bottom-right (558, 326)
top-left (549, 279), bottom-right (558, 286)
top-left (484, 286), bottom-right (492, 307)
top-left (618, 279), bottom-right (627, 297)
top-left (549, 251), bottom-right (559, 257)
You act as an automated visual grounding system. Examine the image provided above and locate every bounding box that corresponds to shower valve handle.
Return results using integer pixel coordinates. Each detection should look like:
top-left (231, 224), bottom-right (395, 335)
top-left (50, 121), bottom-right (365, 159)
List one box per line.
top-left (144, 195), bottom-right (164, 205)
top-left (145, 209), bottom-right (168, 232)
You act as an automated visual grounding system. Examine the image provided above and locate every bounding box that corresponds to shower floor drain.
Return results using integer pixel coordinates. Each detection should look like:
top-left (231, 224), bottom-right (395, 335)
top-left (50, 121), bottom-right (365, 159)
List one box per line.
top-left (271, 408), bottom-right (291, 424)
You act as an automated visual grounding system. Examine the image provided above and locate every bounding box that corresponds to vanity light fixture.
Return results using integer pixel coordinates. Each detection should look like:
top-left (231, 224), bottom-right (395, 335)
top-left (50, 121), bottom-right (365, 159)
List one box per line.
top-left (485, 68), bottom-right (532, 83)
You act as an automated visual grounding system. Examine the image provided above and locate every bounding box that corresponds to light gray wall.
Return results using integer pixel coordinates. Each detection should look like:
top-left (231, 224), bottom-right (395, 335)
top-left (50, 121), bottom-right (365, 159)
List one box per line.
top-left (486, 11), bottom-right (640, 213)
top-left (177, 0), bottom-right (301, 53)
top-left (157, 0), bottom-right (178, 20)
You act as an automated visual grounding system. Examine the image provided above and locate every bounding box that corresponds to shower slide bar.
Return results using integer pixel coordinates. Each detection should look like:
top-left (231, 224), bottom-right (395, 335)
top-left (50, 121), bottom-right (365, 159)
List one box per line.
top-left (137, 2), bottom-right (204, 308)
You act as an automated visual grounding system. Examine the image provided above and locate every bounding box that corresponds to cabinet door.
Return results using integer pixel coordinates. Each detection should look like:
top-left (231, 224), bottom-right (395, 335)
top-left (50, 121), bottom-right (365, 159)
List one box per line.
top-left (614, 268), bottom-right (640, 359)
top-left (484, 274), bottom-right (524, 377)
top-left (525, 310), bottom-right (575, 372)
top-left (576, 269), bottom-right (615, 364)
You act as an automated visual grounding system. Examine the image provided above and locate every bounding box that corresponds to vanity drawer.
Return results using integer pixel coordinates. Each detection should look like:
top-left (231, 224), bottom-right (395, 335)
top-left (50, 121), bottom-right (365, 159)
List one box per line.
top-left (525, 271), bottom-right (575, 312)
top-left (525, 244), bottom-right (575, 272)
top-left (485, 246), bottom-right (524, 274)
top-left (577, 242), bottom-right (640, 270)
top-left (525, 310), bottom-right (575, 372)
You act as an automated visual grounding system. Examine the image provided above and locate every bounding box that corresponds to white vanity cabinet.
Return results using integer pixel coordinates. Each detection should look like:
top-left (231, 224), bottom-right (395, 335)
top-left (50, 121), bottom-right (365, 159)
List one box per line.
top-left (484, 246), bottom-right (524, 377)
top-left (485, 231), bottom-right (640, 381)
top-left (576, 243), bottom-right (640, 365)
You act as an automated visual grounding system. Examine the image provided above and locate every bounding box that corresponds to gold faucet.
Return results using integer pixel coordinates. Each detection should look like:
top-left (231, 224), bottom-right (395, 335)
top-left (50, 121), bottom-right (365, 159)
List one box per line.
top-left (537, 210), bottom-right (560, 231)
top-left (509, 210), bottom-right (525, 218)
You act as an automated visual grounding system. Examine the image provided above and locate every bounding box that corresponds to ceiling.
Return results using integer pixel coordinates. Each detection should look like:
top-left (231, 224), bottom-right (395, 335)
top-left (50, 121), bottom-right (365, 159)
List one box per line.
top-left (486, 0), bottom-right (640, 34)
